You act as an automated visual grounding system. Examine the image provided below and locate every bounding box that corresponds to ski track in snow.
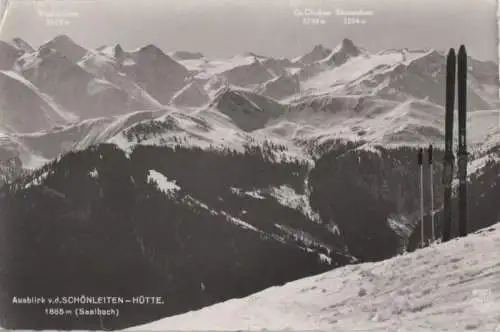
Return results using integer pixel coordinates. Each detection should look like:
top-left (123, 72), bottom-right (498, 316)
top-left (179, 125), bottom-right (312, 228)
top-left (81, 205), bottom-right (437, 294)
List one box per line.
top-left (128, 223), bottom-right (500, 332)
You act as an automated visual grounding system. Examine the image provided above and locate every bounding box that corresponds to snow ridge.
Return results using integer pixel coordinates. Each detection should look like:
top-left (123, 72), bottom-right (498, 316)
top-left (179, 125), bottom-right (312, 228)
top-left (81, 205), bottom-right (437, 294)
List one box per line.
top-left (129, 223), bottom-right (500, 332)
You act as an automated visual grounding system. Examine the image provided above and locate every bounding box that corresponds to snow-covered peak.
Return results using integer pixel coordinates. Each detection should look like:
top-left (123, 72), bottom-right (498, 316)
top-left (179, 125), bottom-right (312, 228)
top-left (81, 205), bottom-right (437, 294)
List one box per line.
top-left (323, 38), bottom-right (363, 66)
top-left (16, 46), bottom-right (63, 72)
top-left (312, 44), bottom-right (330, 53)
top-left (49, 34), bottom-right (73, 45)
top-left (134, 44), bottom-right (168, 58)
top-left (295, 44), bottom-right (332, 64)
top-left (213, 57), bottom-right (276, 88)
top-left (78, 50), bottom-right (164, 109)
top-left (39, 34), bottom-right (88, 63)
top-left (130, 43), bottom-right (189, 75)
top-left (10, 37), bottom-right (34, 53)
top-left (114, 44), bottom-right (124, 56)
top-left (337, 38), bottom-right (361, 55)
top-left (100, 43), bottom-right (189, 105)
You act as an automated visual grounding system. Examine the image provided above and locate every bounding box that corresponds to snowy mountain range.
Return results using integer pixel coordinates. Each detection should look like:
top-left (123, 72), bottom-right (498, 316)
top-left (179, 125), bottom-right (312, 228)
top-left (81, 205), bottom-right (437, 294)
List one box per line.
top-left (0, 35), bottom-right (499, 329)
top-left (0, 35), bottom-right (497, 161)
top-left (0, 35), bottom-right (497, 164)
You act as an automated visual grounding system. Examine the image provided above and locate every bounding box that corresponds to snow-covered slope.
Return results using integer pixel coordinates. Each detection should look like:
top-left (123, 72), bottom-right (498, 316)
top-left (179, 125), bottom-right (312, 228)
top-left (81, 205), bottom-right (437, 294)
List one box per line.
top-left (187, 54), bottom-right (266, 79)
top-left (17, 45), bottom-right (146, 118)
top-left (257, 73), bottom-right (301, 99)
top-left (301, 48), bottom-right (429, 92)
top-left (299, 47), bottom-right (498, 110)
top-left (117, 44), bottom-right (191, 104)
top-left (102, 96), bottom-right (500, 174)
top-left (218, 59), bottom-right (276, 87)
top-left (109, 109), bottom-right (252, 155)
top-left (171, 80), bottom-right (210, 107)
top-left (79, 47), bottom-right (164, 109)
top-left (181, 52), bottom-right (297, 91)
top-left (0, 40), bottom-right (23, 69)
top-left (91, 42), bottom-right (192, 106)
top-left (0, 70), bottom-right (74, 132)
top-left (262, 93), bottom-right (500, 150)
top-left (1, 110), bottom-right (162, 169)
top-left (467, 110), bottom-right (500, 152)
top-left (205, 87), bottom-right (286, 132)
top-left (129, 223), bottom-right (500, 332)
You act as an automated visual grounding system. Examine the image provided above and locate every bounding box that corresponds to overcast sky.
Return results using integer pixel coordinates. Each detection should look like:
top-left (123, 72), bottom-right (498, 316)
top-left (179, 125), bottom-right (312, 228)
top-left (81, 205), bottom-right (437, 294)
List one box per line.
top-left (0, 0), bottom-right (497, 61)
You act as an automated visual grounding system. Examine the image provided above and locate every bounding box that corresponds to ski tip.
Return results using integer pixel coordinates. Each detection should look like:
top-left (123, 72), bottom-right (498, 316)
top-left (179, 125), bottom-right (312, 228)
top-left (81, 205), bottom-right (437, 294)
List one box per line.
top-left (446, 49), bottom-right (456, 65)
top-left (458, 45), bottom-right (467, 56)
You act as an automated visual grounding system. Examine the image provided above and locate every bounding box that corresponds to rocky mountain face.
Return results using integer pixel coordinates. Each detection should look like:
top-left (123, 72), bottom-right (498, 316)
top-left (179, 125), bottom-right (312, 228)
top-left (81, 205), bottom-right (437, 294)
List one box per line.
top-left (295, 44), bottom-right (332, 65)
top-left (0, 41), bottom-right (24, 70)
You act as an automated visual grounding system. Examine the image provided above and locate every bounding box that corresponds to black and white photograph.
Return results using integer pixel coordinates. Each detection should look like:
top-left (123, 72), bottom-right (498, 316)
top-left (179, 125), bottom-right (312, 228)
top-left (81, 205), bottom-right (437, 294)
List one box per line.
top-left (0, 0), bottom-right (499, 330)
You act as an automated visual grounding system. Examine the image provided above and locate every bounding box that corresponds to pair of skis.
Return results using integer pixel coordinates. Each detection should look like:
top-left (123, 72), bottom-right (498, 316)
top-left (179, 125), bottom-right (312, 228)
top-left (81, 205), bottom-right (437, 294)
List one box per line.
top-left (442, 45), bottom-right (468, 242)
top-left (418, 45), bottom-right (468, 247)
top-left (418, 145), bottom-right (435, 247)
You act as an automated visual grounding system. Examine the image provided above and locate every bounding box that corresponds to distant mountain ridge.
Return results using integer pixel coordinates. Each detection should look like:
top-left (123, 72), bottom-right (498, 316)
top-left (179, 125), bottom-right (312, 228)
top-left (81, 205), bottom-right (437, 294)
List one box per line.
top-left (1, 34), bottom-right (496, 123)
top-left (0, 35), bottom-right (498, 185)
